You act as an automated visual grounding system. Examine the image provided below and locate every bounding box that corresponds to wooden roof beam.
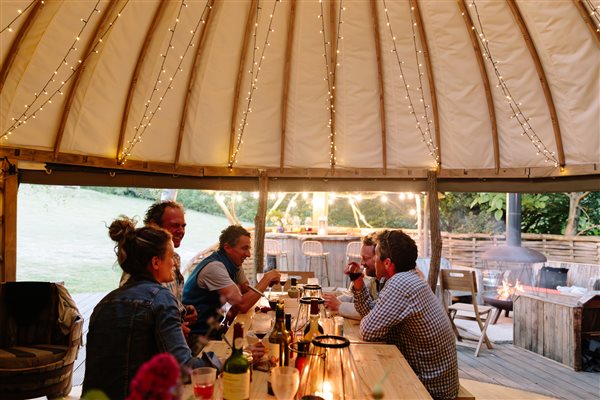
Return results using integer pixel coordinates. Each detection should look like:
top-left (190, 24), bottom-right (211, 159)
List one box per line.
top-left (0, 0), bottom-right (44, 92)
top-left (116, 1), bottom-right (169, 163)
top-left (228, 0), bottom-right (258, 166)
top-left (458, 0), bottom-right (500, 174)
top-left (572, 0), bottom-right (600, 46)
top-left (174, 0), bottom-right (217, 169)
top-left (507, 0), bottom-right (565, 167)
top-left (369, 0), bottom-right (387, 174)
top-left (54, 0), bottom-right (121, 159)
top-left (411, 0), bottom-right (441, 168)
top-left (329, 0), bottom-right (338, 170)
top-left (279, 0), bottom-right (297, 171)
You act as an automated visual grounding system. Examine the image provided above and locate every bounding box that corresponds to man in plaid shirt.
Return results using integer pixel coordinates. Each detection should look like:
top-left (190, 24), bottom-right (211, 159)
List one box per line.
top-left (352, 229), bottom-right (459, 400)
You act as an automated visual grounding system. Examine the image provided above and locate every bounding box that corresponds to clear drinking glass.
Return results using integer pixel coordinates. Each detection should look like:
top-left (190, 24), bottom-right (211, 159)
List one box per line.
top-left (251, 312), bottom-right (272, 344)
top-left (271, 366), bottom-right (300, 400)
top-left (191, 367), bottom-right (217, 400)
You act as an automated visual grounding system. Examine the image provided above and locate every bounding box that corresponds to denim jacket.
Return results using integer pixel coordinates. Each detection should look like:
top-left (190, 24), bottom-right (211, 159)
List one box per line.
top-left (83, 277), bottom-right (207, 399)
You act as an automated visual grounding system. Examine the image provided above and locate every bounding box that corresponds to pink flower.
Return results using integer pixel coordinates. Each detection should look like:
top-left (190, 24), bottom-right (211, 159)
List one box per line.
top-left (128, 353), bottom-right (181, 400)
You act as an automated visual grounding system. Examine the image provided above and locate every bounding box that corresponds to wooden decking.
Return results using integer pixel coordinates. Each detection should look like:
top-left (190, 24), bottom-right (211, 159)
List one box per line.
top-left (71, 292), bottom-right (599, 399)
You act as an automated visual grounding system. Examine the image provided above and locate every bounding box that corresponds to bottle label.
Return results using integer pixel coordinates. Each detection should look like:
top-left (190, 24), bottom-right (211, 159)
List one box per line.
top-left (269, 342), bottom-right (281, 366)
top-left (223, 371), bottom-right (250, 400)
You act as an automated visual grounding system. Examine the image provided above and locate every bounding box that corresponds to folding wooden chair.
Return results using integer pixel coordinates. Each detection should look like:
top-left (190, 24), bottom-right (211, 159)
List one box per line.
top-left (440, 269), bottom-right (496, 357)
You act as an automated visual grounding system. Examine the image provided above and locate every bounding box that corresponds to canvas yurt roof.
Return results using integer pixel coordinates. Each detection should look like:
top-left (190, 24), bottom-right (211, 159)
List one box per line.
top-left (1, 0), bottom-right (599, 192)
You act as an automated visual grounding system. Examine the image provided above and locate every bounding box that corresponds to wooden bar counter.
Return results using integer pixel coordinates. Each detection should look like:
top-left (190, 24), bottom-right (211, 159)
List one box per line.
top-left (266, 232), bottom-right (362, 288)
top-left (184, 300), bottom-right (432, 399)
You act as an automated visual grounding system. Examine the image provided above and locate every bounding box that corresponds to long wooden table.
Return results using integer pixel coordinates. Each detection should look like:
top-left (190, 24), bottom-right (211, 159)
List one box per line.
top-left (184, 296), bottom-right (432, 399)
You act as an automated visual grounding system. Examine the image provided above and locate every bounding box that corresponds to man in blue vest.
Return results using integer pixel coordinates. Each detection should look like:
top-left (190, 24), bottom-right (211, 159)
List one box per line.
top-left (183, 225), bottom-right (280, 352)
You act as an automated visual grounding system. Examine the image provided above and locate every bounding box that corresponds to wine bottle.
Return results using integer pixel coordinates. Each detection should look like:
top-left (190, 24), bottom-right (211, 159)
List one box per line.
top-left (267, 301), bottom-right (291, 395)
top-left (303, 299), bottom-right (324, 338)
top-left (294, 340), bottom-right (310, 377)
top-left (223, 323), bottom-right (250, 400)
top-left (285, 313), bottom-right (294, 343)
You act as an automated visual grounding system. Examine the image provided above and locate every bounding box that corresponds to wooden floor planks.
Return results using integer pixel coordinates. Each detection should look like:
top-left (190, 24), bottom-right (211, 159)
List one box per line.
top-left (71, 292), bottom-right (600, 399)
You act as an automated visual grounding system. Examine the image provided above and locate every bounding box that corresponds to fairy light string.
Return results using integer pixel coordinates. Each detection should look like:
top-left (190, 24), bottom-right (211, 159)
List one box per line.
top-left (318, 0), bottom-right (345, 169)
top-left (381, 0), bottom-right (439, 165)
top-left (408, 4), bottom-right (437, 164)
top-left (469, 0), bottom-right (559, 166)
top-left (2, 0), bottom-right (129, 140)
top-left (120, 1), bottom-right (213, 164)
top-left (229, 0), bottom-right (281, 168)
top-left (583, 0), bottom-right (600, 30)
top-left (0, 0), bottom-right (38, 34)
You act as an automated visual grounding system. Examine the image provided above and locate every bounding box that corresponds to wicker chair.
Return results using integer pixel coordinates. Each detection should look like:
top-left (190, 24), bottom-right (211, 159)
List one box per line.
top-left (0, 281), bottom-right (83, 399)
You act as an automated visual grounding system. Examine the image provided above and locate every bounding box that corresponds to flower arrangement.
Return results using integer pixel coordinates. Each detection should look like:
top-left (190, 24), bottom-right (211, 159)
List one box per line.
top-left (127, 353), bottom-right (182, 400)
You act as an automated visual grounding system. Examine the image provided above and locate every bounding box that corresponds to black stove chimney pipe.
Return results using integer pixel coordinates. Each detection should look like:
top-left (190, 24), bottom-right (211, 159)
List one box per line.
top-left (506, 193), bottom-right (521, 247)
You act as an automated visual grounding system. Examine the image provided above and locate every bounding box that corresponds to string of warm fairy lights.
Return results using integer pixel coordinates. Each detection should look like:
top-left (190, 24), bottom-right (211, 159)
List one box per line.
top-left (583, 0), bottom-right (600, 30)
top-left (228, 0), bottom-right (263, 168)
top-left (468, 1), bottom-right (559, 167)
top-left (0, 0), bottom-right (37, 35)
top-left (120, 1), bottom-right (213, 164)
top-left (381, 0), bottom-right (439, 165)
top-left (1, 1), bottom-right (129, 140)
top-left (228, 0), bottom-right (281, 168)
top-left (408, 5), bottom-right (437, 162)
top-left (317, 0), bottom-right (345, 169)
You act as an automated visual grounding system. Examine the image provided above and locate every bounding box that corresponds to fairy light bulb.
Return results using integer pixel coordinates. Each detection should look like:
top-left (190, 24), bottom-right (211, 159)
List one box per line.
top-left (229, 0), bottom-right (281, 168)
top-left (466, 0), bottom-right (558, 167)
top-left (381, 0), bottom-right (438, 165)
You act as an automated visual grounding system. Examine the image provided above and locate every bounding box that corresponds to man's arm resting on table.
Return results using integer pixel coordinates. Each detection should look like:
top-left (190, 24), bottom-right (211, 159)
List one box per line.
top-left (218, 277), bottom-right (273, 313)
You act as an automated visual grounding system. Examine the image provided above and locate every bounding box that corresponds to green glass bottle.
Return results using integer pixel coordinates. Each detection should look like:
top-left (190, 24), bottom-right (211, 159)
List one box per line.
top-left (223, 322), bottom-right (250, 400)
top-left (267, 301), bottom-right (291, 395)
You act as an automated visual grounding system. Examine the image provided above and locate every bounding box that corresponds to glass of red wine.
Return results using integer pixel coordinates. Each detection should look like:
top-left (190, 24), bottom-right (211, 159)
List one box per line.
top-left (279, 273), bottom-right (288, 291)
top-left (252, 312), bottom-right (273, 344)
top-left (347, 263), bottom-right (364, 282)
top-left (191, 367), bottom-right (216, 400)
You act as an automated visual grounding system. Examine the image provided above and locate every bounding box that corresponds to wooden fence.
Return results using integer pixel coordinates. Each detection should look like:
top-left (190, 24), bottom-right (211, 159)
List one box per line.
top-left (432, 232), bottom-right (600, 267)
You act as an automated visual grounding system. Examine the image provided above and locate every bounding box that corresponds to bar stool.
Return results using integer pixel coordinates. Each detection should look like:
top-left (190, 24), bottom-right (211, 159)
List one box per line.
top-left (264, 239), bottom-right (288, 270)
top-left (344, 241), bottom-right (361, 286)
top-left (302, 241), bottom-right (330, 286)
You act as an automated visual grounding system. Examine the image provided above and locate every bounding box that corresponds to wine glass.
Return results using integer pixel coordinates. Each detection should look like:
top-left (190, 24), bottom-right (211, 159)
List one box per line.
top-left (271, 366), bottom-right (300, 400)
top-left (251, 312), bottom-right (272, 344)
top-left (279, 273), bottom-right (288, 291)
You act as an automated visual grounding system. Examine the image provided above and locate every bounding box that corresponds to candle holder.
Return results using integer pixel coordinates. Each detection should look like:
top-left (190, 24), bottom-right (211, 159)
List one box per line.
top-left (294, 297), bottom-right (327, 333)
top-left (297, 336), bottom-right (362, 400)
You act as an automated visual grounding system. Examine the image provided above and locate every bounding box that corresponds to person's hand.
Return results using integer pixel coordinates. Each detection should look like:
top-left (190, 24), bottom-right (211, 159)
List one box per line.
top-left (184, 305), bottom-right (198, 325)
top-left (182, 321), bottom-right (191, 338)
top-left (323, 293), bottom-right (341, 312)
top-left (260, 270), bottom-right (281, 289)
top-left (246, 341), bottom-right (266, 361)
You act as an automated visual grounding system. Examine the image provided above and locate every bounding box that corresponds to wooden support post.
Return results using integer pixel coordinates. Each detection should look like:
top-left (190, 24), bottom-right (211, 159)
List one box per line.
top-left (1, 159), bottom-right (18, 282)
top-left (427, 170), bottom-right (442, 293)
top-left (253, 170), bottom-right (268, 276)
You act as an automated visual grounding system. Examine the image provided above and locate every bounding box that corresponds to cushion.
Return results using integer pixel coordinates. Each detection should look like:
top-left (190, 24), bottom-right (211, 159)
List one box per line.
top-left (537, 266), bottom-right (569, 289)
top-left (0, 344), bottom-right (67, 369)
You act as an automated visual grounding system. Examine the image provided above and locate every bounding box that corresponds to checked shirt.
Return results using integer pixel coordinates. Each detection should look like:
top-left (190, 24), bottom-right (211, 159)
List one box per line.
top-left (353, 269), bottom-right (459, 400)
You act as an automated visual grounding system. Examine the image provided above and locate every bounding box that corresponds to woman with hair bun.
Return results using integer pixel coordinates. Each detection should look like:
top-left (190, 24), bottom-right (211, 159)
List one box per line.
top-left (83, 217), bottom-right (210, 399)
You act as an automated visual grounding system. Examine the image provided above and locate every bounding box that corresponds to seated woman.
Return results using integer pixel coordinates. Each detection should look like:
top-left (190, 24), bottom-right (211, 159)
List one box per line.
top-left (83, 217), bottom-right (211, 399)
